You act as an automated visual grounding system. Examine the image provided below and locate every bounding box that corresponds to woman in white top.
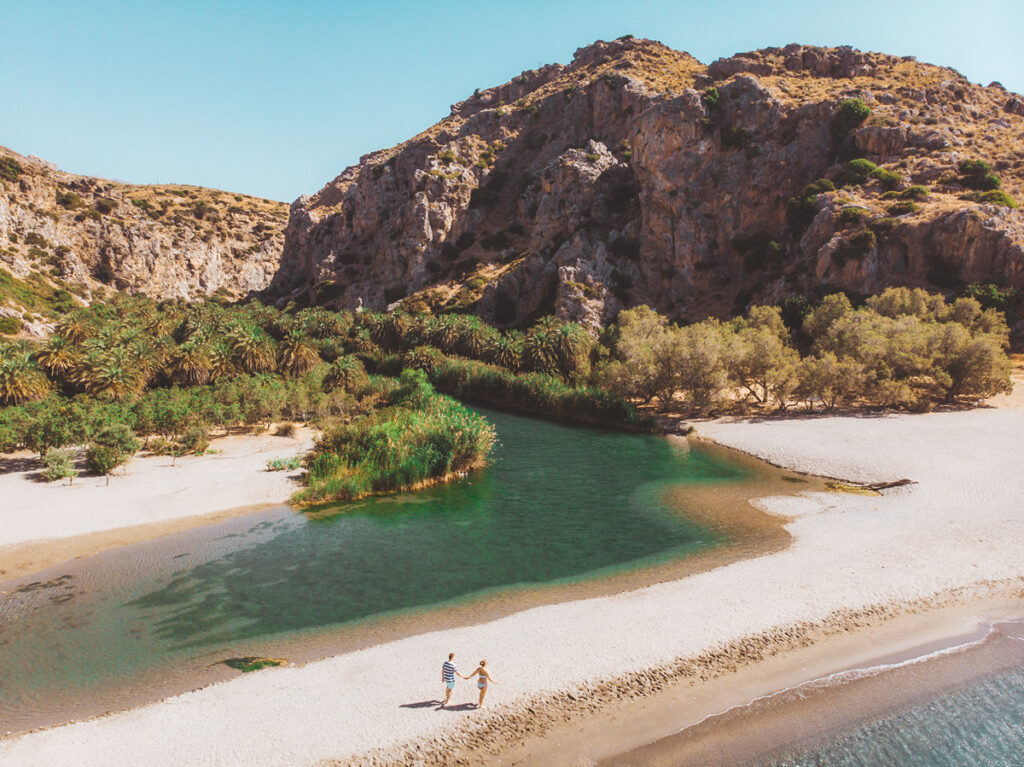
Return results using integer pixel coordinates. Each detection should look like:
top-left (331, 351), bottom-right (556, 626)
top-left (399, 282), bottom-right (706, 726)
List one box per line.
top-left (469, 659), bottom-right (497, 708)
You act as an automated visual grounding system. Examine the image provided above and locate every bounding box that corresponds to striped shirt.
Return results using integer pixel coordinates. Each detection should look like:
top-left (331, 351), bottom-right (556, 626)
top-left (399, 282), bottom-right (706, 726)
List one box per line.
top-left (442, 660), bottom-right (457, 683)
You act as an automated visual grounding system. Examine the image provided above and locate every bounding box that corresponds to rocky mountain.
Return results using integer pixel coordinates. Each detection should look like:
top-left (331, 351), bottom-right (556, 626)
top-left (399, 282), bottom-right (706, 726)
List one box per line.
top-left (1, 145), bottom-right (286, 334)
top-left (270, 37), bottom-right (1024, 330)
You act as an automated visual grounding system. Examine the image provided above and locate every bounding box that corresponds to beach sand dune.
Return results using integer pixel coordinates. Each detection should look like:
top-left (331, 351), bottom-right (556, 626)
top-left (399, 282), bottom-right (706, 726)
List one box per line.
top-left (1, 406), bottom-right (1023, 766)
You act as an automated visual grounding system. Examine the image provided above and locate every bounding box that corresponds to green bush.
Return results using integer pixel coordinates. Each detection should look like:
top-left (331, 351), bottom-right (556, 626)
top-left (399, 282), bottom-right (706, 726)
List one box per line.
top-left (888, 201), bottom-right (921, 216)
top-left (85, 444), bottom-right (126, 476)
top-left (833, 98), bottom-right (871, 138)
top-left (94, 198), bottom-right (117, 215)
top-left (875, 169), bottom-right (902, 191)
top-left (787, 179), bottom-right (834, 233)
top-left (900, 185), bottom-right (930, 200)
top-left (976, 190), bottom-right (1018, 209)
top-left (0, 156), bottom-right (22, 182)
top-left (0, 316), bottom-right (19, 335)
top-left (42, 447), bottom-right (78, 483)
top-left (958, 159), bottom-right (1001, 191)
top-left (266, 456), bottom-right (302, 471)
top-left (56, 191), bottom-right (84, 209)
top-left (839, 206), bottom-right (871, 224)
top-left (832, 230), bottom-right (877, 266)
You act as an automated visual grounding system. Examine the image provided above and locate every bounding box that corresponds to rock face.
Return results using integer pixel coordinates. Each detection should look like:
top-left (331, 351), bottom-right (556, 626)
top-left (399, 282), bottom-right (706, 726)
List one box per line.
top-left (273, 38), bottom-right (1024, 329)
top-left (0, 146), bottom-right (287, 305)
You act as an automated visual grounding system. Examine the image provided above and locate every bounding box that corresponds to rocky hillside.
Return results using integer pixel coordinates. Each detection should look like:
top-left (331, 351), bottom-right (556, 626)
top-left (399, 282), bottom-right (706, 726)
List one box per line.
top-left (1, 145), bottom-right (286, 334)
top-left (271, 37), bottom-right (1024, 330)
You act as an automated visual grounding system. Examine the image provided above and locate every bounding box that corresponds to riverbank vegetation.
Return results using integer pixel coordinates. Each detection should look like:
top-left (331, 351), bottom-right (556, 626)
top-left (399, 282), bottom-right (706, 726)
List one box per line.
top-left (0, 284), bottom-right (1013, 497)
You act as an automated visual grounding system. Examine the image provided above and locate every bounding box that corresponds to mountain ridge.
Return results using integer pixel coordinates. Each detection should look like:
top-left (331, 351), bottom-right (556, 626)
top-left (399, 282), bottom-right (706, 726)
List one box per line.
top-left (269, 37), bottom-right (1024, 330)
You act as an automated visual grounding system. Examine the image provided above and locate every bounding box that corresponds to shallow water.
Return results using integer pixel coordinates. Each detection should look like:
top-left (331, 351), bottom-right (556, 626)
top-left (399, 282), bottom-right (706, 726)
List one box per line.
top-left (760, 630), bottom-right (1024, 767)
top-left (0, 408), bottom-right (762, 732)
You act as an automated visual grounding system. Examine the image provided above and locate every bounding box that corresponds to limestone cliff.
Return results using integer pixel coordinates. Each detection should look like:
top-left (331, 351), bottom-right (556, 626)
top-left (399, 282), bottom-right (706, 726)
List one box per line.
top-left (0, 145), bottom-right (286, 332)
top-left (272, 38), bottom-right (1024, 329)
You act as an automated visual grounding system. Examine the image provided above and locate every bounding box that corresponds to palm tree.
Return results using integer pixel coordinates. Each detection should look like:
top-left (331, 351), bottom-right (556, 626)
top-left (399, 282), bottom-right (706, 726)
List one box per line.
top-left (276, 330), bottom-right (321, 377)
top-left (403, 345), bottom-right (444, 372)
top-left (33, 335), bottom-right (80, 382)
top-left (431, 314), bottom-right (462, 354)
top-left (0, 345), bottom-right (50, 405)
top-left (82, 348), bottom-right (145, 400)
top-left (166, 341), bottom-right (213, 385)
top-left (487, 331), bottom-right (524, 370)
top-left (229, 325), bottom-right (275, 373)
top-left (457, 316), bottom-right (498, 359)
top-left (524, 316), bottom-right (561, 375)
top-left (209, 341), bottom-right (238, 381)
top-left (553, 321), bottom-right (593, 380)
top-left (55, 313), bottom-right (92, 344)
top-left (323, 355), bottom-right (368, 393)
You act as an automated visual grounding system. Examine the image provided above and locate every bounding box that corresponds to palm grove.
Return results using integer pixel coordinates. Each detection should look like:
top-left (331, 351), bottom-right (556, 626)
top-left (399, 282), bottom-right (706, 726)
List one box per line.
top-left (0, 285), bottom-right (1013, 503)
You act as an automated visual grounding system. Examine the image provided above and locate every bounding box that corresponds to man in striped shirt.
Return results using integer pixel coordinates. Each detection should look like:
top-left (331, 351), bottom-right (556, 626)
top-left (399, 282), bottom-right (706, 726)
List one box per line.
top-left (441, 652), bottom-right (465, 707)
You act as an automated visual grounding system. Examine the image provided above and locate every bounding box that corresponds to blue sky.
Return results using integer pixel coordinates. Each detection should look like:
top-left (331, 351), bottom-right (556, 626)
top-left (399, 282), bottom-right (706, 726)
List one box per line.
top-left (2, 0), bottom-right (1022, 202)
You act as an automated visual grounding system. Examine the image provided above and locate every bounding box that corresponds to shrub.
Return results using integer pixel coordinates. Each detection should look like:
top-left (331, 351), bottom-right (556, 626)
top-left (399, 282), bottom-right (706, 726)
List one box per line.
top-left (94, 198), bottom-right (117, 215)
top-left (833, 98), bottom-right (871, 138)
top-left (958, 159), bottom-right (1001, 191)
top-left (888, 201), bottom-right (920, 216)
top-left (787, 179), bottom-right (834, 234)
top-left (93, 424), bottom-right (141, 456)
top-left (274, 422), bottom-right (297, 437)
top-left (85, 443), bottom-right (125, 477)
top-left (0, 156), bottom-right (22, 182)
top-left (976, 190), bottom-right (1018, 209)
top-left (839, 206), bottom-right (871, 224)
top-left (832, 230), bottom-right (877, 265)
top-left (900, 185), bottom-right (930, 200)
top-left (437, 150), bottom-right (457, 163)
top-left (0, 316), bottom-right (19, 335)
top-left (703, 87), bottom-right (720, 110)
top-left (42, 447), bottom-right (78, 483)
top-left (56, 191), bottom-right (84, 209)
top-left (875, 169), bottom-right (902, 191)
top-left (842, 158), bottom-right (880, 185)
top-left (266, 456), bottom-right (302, 471)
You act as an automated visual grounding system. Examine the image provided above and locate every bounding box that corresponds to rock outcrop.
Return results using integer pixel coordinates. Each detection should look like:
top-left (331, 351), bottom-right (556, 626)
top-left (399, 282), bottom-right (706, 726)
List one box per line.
top-left (272, 38), bottom-right (1024, 329)
top-left (0, 145), bottom-right (287, 313)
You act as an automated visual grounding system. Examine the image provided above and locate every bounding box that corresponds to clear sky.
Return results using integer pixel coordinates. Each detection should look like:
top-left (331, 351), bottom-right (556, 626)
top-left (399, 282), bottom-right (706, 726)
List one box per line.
top-left (2, 0), bottom-right (1022, 202)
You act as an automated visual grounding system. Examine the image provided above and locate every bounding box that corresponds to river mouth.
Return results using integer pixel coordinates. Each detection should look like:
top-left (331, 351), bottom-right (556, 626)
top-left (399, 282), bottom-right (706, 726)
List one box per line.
top-left (0, 409), bottom-right (821, 735)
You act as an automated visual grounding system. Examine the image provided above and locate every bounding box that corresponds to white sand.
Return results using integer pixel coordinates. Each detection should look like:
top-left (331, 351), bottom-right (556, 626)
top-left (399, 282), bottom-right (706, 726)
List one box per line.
top-left (2, 405), bottom-right (1024, 765)
top-left (0, 426), bottom-right (315, 550)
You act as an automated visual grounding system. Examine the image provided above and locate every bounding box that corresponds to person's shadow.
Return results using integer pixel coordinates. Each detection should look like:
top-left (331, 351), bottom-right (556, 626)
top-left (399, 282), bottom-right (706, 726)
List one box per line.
top-left (398, 700), bottom-right (440, 709)
top-left (399, 700), bottom-right (477, 712)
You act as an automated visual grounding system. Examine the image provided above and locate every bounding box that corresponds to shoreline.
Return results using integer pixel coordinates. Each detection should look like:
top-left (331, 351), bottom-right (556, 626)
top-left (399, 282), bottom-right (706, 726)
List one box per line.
top-left (601, 612), bottom-right (1024, 766)
top-left (459, 586), bottom-right (1024, 767)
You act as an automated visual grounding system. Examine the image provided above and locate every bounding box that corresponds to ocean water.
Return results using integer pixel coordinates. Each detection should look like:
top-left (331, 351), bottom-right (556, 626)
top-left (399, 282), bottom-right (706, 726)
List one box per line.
top-left (0, 407), bottom-right (759, 732)
top-left (761, 634), bottom-right (1024, 767)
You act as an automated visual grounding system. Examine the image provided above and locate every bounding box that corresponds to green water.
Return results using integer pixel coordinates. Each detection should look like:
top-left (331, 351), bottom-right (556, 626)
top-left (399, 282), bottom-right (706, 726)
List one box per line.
top-left (0, 408), bottom-right (754, 729)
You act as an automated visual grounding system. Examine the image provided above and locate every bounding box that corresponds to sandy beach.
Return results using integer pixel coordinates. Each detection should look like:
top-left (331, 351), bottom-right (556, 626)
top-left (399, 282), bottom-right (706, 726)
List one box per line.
top-left (0, 391), bottom-right (1021, 765)
top-left (0, 425), bottom-right (315, 581)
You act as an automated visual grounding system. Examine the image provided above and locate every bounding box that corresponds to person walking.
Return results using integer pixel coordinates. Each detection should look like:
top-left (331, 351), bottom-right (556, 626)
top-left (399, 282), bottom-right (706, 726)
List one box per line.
top-left (441, 652), bottom-right (465, 707)
top-left (468, 659), bottom-right (497, 708)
